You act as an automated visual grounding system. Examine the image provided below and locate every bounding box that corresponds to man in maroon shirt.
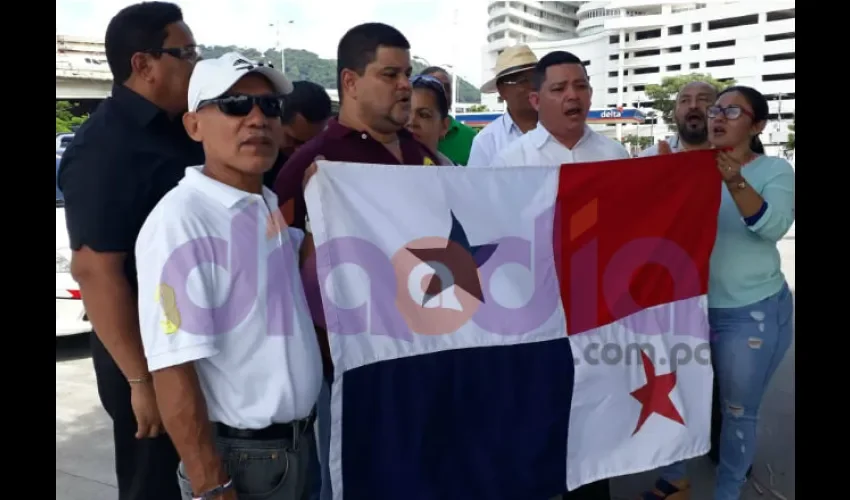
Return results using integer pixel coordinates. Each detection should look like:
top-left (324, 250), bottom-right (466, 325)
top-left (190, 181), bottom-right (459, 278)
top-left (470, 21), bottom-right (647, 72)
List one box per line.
top-left (273, 22), bottom-right (437, 500)
top-left (274, 22), bottom-right (437, 231)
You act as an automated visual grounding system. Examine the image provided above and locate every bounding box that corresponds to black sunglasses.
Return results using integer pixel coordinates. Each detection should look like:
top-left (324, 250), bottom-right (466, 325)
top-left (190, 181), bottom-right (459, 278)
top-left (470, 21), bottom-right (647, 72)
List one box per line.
top-left (198, 95), bottom-right (284, 118)
top-left (146, 45), bottom-right (201, 62)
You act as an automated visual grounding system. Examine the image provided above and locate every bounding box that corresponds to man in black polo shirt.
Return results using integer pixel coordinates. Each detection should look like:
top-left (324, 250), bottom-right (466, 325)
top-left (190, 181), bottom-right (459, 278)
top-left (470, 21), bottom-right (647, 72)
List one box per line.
top-left (57, 3), bottom-right (203, 499)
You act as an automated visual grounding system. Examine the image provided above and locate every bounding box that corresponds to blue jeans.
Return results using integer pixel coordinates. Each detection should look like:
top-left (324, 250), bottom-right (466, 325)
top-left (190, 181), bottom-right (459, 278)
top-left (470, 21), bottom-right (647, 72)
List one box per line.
top-left (660, 283), bottom-right (793, 500)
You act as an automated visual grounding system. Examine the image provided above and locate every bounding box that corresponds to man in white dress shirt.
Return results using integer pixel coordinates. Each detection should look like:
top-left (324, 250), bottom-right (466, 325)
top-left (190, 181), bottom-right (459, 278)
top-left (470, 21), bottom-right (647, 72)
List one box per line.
top-left (493, 51), bottom-right (629, 500)
top-left (492, 51), bottom-right (629, 169)
top-left (467, 44), bottom-right (540, 166)
top-left (135, 52), bottom-right (323, 500)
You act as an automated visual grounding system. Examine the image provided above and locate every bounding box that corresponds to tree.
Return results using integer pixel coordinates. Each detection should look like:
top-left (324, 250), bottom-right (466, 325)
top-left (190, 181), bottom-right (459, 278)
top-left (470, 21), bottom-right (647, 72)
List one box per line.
top-left (56, 101), bottom-right (89, 133)
top-left (786, 114), bottom-right (795, 149)
top-left (199, 45), bottom-right (483, 103)
top-left (467, 104), bottom-right (488, 112)
top-left (644, 73), bottom-right (735, 130)
top-left (623, 134), bottom-right (653, 149)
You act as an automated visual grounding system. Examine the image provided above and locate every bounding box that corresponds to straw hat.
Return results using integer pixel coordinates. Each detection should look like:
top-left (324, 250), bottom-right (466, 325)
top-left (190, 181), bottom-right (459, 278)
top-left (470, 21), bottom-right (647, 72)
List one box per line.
top-left (480, 44), bottom-right (539, 94)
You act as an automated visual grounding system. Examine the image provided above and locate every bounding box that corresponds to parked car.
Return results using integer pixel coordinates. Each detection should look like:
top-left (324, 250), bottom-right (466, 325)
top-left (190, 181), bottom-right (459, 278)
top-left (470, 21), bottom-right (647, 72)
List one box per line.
top-left (56, 154), bottom-right (91, 337)
top-left (56, 133), bottom-right (74, 155)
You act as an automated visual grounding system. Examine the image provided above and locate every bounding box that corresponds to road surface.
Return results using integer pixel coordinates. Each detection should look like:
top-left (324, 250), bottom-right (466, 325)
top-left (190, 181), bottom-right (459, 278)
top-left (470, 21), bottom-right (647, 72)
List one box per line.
top-left (56, 239), bottom-right (795, 500)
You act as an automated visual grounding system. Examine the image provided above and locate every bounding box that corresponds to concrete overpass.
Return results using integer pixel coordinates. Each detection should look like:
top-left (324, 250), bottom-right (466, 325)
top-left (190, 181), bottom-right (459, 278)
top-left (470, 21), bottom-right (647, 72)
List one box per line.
top-left (56, 62), bottom-right (112, 100)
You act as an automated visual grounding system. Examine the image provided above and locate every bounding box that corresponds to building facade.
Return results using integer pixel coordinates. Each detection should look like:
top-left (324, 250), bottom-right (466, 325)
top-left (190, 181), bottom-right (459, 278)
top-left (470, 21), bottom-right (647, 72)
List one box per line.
top-left (480, 1), bottom-right (795, 146)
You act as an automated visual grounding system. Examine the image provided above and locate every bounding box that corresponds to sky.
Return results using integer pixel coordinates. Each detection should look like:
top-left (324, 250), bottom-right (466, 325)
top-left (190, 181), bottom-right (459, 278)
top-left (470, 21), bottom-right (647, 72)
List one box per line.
top-left (56, 0), bottom-right (490, 86)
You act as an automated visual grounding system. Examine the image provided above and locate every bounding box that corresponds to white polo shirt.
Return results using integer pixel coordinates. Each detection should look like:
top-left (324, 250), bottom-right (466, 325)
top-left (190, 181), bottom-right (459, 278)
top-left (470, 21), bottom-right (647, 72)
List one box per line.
top-left (491, 124), bottom-right (630, 167)
top-left (135, 167), bottom-right (323, 429)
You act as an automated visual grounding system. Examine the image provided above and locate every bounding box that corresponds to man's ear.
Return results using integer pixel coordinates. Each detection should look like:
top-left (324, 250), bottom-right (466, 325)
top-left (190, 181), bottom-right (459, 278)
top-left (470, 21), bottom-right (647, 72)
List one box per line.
top-left (130, 52), bottom-right (154, 83)
top-left (340, 69), bottom-right (359, 100)
top-left (529, 92), bottom-right (540, 112)
top-left (182, 112), bottom-right (203, 142)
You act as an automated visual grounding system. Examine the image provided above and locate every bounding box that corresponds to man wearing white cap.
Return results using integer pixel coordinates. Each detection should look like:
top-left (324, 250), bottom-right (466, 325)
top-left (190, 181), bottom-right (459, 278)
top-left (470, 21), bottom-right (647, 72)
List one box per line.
top-left (135, 52), bottom-right (323, 500)
top-left (467, 44), bottom-right (540, 166)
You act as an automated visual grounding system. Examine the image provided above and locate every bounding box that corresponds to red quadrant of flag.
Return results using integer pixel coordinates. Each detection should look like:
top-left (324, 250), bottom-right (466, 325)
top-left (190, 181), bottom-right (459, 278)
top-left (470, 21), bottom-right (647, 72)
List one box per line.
top-left (554, 150), bottom-right (722, 336)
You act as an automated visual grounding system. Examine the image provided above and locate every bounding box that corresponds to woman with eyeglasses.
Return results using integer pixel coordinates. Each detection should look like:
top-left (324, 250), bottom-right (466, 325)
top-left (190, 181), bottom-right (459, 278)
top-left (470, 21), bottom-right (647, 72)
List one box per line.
top-left (642, 86), bottom-right (795, 500)
top-left (407, 75), bottom-right (455, 165)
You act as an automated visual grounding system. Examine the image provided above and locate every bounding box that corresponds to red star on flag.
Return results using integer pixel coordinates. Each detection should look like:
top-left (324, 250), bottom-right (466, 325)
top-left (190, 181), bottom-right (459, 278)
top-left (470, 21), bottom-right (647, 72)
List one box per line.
top-left (630, 350), bottom-right (685, 435)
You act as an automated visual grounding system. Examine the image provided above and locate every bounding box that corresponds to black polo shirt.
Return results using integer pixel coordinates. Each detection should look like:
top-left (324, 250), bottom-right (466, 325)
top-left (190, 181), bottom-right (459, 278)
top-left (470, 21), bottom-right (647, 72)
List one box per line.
top-left (58, 85), bottom-right (205, 291)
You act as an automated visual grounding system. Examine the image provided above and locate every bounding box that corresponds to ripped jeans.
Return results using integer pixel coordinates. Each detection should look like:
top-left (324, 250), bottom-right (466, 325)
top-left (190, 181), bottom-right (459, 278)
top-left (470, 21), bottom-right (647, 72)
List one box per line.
top-left (660, 283), bottom-right (793, 500)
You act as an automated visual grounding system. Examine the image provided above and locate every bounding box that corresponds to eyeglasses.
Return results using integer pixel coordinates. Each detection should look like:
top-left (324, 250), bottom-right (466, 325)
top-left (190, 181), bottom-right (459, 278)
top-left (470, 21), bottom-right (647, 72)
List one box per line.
top-left (146, 45), bottom-right (201, 62)
top-left (198, 95), bottom-right (283, 118)
top-left (499, 75), bottom-right (531, 86)
top-left (707, 105), bottom-right (754, 120)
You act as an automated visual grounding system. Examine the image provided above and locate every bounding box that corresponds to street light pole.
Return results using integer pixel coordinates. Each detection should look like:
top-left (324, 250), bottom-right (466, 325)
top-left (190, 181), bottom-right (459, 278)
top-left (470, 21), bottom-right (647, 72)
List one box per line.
top-left (269, 20), bottom-right (293, 74)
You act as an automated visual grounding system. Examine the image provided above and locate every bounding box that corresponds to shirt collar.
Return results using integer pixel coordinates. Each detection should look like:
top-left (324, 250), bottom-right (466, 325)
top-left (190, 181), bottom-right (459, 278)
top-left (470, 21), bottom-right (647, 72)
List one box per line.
top-left (325, 117), bottom-right (417, 141)
top-left (530, 124), bottom-right (593, 150)
top-left (501, 112), bottom-right (520, 135)
top-left (110, 84), bottom-right (169, 128)
top-left (181, 166), bottom-right (275, 209)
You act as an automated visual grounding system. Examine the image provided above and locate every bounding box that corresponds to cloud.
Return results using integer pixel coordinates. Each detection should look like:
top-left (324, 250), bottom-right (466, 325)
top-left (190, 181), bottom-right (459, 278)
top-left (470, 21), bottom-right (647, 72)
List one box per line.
top-left (55, 0), bottom-right (488, 86)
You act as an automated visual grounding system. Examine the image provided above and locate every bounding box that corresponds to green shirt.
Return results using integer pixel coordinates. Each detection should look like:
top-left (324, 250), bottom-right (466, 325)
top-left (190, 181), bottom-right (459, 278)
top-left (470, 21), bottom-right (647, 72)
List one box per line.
top-left (438, 117), bottom-right (477, 166)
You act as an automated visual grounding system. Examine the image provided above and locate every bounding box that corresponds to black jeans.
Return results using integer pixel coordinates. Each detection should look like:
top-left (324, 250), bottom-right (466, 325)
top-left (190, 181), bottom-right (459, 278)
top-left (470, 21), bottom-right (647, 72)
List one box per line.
top-left (562, 479), bottom-right (610, 499)
top-left (91, 333), bottom-right (182, 500)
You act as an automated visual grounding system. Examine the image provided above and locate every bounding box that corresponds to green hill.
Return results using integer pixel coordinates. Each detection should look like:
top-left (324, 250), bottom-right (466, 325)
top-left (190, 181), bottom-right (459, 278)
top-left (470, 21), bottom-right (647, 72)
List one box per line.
top-left (200, 44), bottom-right (481, 103)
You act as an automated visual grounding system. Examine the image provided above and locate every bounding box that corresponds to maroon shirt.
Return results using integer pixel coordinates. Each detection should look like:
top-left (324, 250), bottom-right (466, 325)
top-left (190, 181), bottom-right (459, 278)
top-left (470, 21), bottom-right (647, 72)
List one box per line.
top-left (273, 118), bottom-right (437, 366)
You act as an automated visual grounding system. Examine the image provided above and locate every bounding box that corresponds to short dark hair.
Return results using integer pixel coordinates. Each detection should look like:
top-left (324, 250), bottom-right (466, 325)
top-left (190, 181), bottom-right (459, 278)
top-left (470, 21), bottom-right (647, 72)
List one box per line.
top-left (105, 2), bottom-right (183, 84)
top-left (336, 23), bottom-right (410, 99)
top-left (281, 81), bottom-right (333, 124)
top-left (532, 51), bottom-right (586, 91)
top-left (420, 66), bottom-right (449, 77)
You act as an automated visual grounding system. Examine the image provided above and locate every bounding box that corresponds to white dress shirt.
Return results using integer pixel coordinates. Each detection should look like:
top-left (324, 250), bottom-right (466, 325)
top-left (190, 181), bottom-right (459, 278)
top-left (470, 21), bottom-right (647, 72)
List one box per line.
top-left (467, 111), bottom-right (525, 167)
top-left (135, 167), bottom-right (323, 429)
top-left (491, 124), bottom-right (630, 167)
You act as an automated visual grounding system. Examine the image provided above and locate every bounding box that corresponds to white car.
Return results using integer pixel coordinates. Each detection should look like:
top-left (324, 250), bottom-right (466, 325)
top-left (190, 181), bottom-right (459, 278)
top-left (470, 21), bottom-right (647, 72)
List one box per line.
top-left (56, 155), bottom-right (91, 337)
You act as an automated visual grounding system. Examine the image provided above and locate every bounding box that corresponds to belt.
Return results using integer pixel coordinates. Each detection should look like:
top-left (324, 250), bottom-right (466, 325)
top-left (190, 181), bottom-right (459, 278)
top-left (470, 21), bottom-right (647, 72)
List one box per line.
top-left (214, 412), bottom-right (315, 441)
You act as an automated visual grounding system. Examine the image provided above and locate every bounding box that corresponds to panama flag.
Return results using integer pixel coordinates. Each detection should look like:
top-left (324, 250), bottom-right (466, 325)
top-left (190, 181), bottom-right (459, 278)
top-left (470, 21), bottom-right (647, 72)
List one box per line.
top-left (304, 150), bottom-right (721, 499)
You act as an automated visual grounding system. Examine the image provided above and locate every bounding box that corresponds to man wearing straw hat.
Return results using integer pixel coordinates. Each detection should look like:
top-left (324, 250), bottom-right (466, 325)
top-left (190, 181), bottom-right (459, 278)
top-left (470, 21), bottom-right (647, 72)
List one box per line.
top-left (467, 44), bottom-right (540, 166)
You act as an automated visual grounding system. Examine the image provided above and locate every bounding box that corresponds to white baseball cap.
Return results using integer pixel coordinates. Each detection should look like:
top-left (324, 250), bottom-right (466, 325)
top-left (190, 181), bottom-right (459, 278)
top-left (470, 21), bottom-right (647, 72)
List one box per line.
top-left (187, 51), bottom-right (293, 112)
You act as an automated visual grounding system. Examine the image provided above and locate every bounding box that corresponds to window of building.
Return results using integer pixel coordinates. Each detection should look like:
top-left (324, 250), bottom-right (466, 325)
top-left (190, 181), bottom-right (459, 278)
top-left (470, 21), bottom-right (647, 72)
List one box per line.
top-left (762, 73), bottom-right (794, 82)
top-left (708, 14), bottom-right (758, 30)
top-left (706, 40), bottom-right (735, 49)
top-left (766, 9), bottom-right (795, 21)
top-left (634, 49), bottom-right (661, 57)
top-left (706, 59), bottom-right (735, 68)
top-left (668, 25), bottom-right (683, 35)
top-left (666, 46), bottom-right (683, 53)
top-left (635, 29), bottom-right (661, 40)
top-left (666, 64), bottom-right (682, 71)
top-left (765, 32), bottom-right (795, 42)
top-left (690, 44), bottom-right (700, 50)
top-left (764, 52), bottom-right (795, 62)
top-left (690, 62), bottom-right (700, 69)
top-left (633, 66), bottom-right (660, 75)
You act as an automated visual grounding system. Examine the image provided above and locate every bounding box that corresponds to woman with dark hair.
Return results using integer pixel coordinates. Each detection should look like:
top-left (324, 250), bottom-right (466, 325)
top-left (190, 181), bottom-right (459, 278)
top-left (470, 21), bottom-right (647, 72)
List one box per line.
top-left (406, 74), bottom-right (455, 165)
top-left (642, 86), bottom-right (795, 500)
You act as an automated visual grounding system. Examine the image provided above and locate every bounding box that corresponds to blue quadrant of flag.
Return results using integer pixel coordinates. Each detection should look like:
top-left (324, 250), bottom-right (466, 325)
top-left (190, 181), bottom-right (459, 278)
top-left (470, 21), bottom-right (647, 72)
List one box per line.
top-left (340, 338), bottom-right (575, 500)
